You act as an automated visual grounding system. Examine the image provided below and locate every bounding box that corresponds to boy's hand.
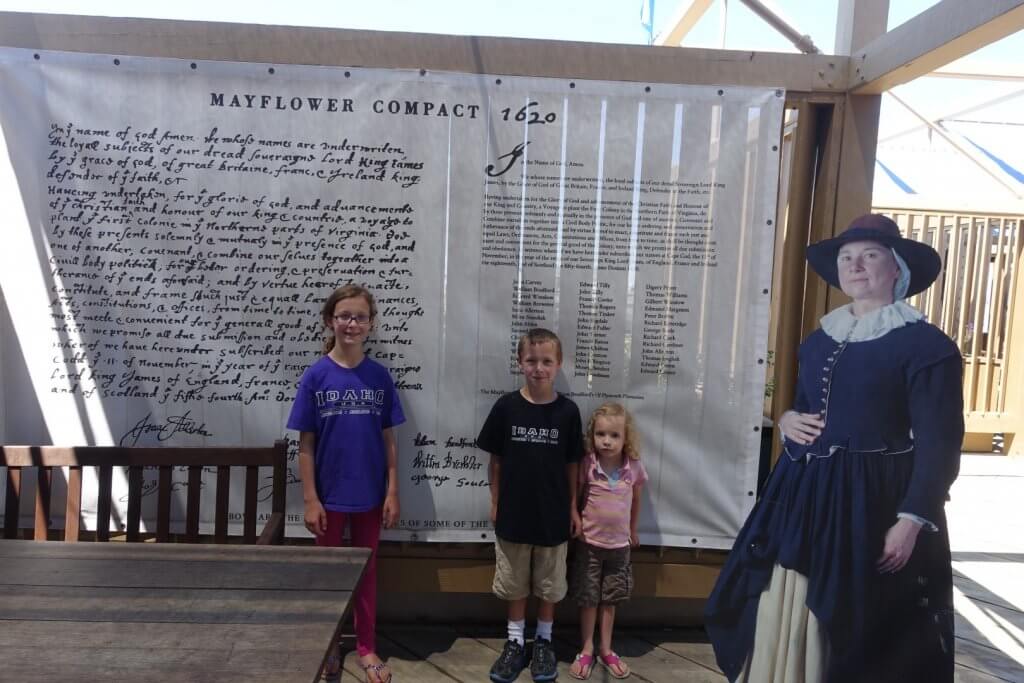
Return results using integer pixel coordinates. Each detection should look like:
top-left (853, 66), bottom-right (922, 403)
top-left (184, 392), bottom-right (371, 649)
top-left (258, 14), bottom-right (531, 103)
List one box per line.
top-left (630, 529), bottom-right (640, 547)
top-left (382, 493), bottom-right (400, 529)
top-left (490, 500), bottom-right (498, 525)
top-left (304, 498), bottom-right (327, 537)
top-left (570, 509), bottom-right (582, 538)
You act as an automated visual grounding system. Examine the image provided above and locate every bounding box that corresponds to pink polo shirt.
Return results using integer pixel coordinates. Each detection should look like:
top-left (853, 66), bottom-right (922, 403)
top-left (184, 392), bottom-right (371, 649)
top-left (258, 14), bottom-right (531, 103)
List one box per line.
top-left (578, 452), bottom-right (647, 549)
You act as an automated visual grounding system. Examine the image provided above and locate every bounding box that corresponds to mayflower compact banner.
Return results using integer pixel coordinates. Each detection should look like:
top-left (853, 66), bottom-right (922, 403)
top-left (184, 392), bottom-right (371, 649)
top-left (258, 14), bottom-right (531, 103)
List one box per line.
top-left (0, 48), bottom-right (783, 547)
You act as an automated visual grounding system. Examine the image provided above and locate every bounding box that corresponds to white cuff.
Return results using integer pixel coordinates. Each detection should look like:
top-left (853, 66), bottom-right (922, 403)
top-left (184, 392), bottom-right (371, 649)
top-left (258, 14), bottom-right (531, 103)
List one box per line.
top-left (897, 511), bottom-right (938, 532)
top-left (778, 410), bottom-right (795, 443)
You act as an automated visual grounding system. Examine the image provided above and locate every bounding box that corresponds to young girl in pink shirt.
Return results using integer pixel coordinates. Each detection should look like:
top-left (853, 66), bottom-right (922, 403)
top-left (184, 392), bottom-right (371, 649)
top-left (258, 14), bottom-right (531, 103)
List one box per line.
top-left (569, 402), bottom-right (647, 680)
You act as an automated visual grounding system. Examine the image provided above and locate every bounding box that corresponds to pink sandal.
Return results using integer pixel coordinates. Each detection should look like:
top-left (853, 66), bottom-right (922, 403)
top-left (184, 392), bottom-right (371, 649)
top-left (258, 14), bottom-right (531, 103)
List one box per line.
top-left (599, 652), bottom-right (630, 679)
top-left (363, 661), bottom-right (392, 683)
top-left (569, 652), bottom-right (594, 680)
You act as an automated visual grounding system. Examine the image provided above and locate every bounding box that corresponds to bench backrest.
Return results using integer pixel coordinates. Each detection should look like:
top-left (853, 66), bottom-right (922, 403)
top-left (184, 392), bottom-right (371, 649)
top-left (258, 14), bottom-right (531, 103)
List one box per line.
top-left (1, 440), bottom-right (288, 544)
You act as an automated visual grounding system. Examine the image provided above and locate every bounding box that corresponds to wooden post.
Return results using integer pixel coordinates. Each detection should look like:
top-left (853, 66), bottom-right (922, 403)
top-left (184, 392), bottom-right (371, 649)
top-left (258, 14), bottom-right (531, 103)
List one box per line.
top-left (769, 97), bottom-right (821, 462)
top-left (826, 0), bottom-right (889, 313)
top-left (806, 98), bottom-right (846, 329)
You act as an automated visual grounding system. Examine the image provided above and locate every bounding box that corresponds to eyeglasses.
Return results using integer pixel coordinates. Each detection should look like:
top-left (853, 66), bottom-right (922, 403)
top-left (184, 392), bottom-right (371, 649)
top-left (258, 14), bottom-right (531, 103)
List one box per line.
top-left (333, 313), bottom-right (371, 325)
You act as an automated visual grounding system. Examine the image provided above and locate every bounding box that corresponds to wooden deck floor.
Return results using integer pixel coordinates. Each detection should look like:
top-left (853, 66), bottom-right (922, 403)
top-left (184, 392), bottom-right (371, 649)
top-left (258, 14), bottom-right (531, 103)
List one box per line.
top-left (946, 454), bottom-right (1024, 683)
top-left (331, 454), bottom-right (1023, 682)
top-left (339, 625), bottom-right (723, 682)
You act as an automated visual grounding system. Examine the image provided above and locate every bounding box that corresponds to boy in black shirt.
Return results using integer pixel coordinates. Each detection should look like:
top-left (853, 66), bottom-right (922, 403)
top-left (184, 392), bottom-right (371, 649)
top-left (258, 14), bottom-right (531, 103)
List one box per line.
top-left (478, 328), bottom-right (584, 682)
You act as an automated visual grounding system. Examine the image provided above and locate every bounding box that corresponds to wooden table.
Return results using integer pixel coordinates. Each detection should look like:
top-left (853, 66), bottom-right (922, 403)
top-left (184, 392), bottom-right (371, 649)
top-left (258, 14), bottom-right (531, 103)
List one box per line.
top-left (0, 540), bottom-right (369, 682)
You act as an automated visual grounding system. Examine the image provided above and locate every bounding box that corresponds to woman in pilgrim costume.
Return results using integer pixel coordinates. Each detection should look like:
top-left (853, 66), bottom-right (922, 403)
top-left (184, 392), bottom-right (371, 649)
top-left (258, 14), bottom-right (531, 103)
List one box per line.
top-left (705, 214), bottom-right (964, 682)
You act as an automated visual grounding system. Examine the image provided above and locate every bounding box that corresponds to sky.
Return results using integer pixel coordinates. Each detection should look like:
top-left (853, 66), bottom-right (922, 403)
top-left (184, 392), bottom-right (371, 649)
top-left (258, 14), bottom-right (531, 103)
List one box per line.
top-left (0, 0), bottom-right (1013, 51)
top-left (0, 1), bottom-right (1021, 156)
top-left (0, 0), bottom-right (1017, 52)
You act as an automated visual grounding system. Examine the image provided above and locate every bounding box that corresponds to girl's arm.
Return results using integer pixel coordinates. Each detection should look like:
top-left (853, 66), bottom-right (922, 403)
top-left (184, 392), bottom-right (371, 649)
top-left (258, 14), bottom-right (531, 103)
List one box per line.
top-left (298, 431), bottom-right (327, 536)
top-left (382, 427), bottom-right (399, 529)
top-left (629, 482), bottom-right (644, 547)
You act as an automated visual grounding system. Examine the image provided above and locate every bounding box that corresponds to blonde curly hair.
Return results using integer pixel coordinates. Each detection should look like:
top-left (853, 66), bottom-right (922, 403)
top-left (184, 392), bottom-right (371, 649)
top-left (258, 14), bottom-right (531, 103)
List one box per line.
top-left (585, 402), bottom-right (640, 460)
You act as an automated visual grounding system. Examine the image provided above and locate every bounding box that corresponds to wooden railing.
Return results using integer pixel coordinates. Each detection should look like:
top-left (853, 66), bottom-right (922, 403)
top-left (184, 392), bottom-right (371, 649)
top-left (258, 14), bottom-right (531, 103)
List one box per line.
top-left (879, 208), bottom-right (1024, 435)
top-left (1, 440), bottom-right (288, 543)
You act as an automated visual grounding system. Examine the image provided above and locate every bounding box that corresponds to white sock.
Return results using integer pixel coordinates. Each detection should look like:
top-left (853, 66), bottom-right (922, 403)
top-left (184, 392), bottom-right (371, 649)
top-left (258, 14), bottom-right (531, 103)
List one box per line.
top-left (536, 619), bottom-right (553, 641)
top-left (508, 619), bottom-right (526, 646)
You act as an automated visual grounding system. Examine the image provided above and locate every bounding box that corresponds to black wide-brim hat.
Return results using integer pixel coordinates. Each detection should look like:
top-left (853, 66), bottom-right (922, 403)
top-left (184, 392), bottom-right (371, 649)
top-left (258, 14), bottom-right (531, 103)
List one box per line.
top-left (806, 213), bottom-right (942, 298)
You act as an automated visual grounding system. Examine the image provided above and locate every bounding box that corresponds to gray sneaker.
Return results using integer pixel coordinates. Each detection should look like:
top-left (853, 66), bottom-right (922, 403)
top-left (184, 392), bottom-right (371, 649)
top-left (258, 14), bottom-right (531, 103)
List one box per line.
top-left (530, 637), bottom-right (558, 681)
top-left (490, 639), bottom-right (527, 683)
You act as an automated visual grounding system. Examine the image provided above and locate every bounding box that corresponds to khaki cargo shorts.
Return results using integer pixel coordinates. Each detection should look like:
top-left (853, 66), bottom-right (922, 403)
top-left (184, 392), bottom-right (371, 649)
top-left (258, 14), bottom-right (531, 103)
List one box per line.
top-left (492, 537), bottom-right (568, 603)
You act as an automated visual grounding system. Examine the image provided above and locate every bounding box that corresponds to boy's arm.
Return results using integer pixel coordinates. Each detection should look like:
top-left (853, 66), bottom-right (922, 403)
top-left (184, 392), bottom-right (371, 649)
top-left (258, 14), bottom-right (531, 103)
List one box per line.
top-left (575, 461), bottom-right (587, 507)
top-left (298, 431), bottom-right (326, 536)
top-left (567, 462), bottom-right (581, 537)
top-left (382, 427), bottom-right (399, 529)
top-left (488, 453), bottom-right (500, 525)
top-left (630, 482), bottom-right (644, 547)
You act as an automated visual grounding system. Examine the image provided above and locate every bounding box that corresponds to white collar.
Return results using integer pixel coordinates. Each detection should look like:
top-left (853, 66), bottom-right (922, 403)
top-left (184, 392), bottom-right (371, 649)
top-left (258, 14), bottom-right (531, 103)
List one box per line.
top-left (819, 301), bottom-right (924, 343)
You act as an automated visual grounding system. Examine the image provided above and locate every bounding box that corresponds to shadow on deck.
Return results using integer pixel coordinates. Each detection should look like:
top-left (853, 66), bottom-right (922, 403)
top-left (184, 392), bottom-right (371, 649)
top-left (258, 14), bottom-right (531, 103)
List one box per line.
top-left (339, 625), bottom-right (723, 682)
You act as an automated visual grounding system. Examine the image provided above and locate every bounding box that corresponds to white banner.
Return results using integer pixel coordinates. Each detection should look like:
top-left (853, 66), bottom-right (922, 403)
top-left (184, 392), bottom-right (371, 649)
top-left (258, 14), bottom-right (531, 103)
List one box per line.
top-left (0, 48), bottom-right (782, 548)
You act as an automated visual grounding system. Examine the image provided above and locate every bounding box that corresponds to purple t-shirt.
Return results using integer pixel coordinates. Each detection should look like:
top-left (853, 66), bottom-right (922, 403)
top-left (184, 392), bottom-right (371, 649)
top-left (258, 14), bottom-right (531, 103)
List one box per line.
top-left (287, 356), bottom-right (405, 512)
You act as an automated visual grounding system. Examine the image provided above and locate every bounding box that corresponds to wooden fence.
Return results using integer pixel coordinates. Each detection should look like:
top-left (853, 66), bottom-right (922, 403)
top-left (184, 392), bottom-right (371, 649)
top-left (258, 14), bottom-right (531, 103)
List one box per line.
top-left (879, 208), bottom-right (1024, 440)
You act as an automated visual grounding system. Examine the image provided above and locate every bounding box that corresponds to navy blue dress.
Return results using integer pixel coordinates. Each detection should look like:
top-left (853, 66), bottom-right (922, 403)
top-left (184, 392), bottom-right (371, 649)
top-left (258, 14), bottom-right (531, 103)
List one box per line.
top-left (705, 320), bottom-right (964, 682)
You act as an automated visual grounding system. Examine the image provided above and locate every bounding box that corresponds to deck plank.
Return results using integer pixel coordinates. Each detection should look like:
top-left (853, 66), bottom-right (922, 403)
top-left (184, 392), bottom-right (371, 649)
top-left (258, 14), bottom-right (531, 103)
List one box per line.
top-left (954, 597), bottom-right (1024, 647)
top-left (0, 584), bottom-right (350, 624)
top-left (339, 631), bottom-right (457, 682)
top-left (0, 621), bottom-right (334, 681)
top-left (955, 637), bottom-right (1024, 683)
top-left (634, 627), bottom-right (723, 675)
top-left (382, 624), bottom-right (520, 681)
top-left (322, 622), bottom-right (1021, 683)
top-left (955, 563), bottom-right (1024, 614)
top-left (591, 632), bottom-right (725, 682)
top-left (955, 663), bottom-right (1021, 683)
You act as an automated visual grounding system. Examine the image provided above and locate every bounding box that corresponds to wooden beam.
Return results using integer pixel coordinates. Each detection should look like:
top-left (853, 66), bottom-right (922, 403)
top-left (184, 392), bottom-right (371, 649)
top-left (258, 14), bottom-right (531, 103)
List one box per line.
top-left (805, 101), bottom-right (846, 328)
top-left (654, 0), bottom-right (715, 46)
top-left (826, 93), bottom-right (883, 314)
top-left (966, 413), bottom-right (1016, 433)
top-left (851, 0), bottom-right (1024, 94)
top-left (0, 11), bottom-right (847, 91)
top-left (961, 432), bottom-right (995, 452)
top-left (770, 100), bottom-right (821, 463)
top-left (835, 0), bottom-right (888, 55)
top-left (632, 562), bottom-right (721, 599)
top-left (817, 0), bottom-right (889, 318)
top-left (376, 556), bottom-right (723, 598)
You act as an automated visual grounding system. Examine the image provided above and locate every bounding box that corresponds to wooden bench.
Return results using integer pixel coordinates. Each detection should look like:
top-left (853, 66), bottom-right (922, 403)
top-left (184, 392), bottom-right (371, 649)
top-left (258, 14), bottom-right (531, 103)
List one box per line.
top-left (1, 440), bottom-right (288, 544)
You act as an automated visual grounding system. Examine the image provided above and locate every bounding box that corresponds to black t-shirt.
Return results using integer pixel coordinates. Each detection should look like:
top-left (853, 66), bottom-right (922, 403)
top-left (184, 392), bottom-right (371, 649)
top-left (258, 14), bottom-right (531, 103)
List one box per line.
top-left (477, 391), bottom-right (584, 546)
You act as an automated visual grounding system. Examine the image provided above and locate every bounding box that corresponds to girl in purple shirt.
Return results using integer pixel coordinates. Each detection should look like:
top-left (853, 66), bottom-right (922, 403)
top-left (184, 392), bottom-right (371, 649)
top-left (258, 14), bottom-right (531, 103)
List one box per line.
top-left (287, 284), bottom-right (405, 683)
